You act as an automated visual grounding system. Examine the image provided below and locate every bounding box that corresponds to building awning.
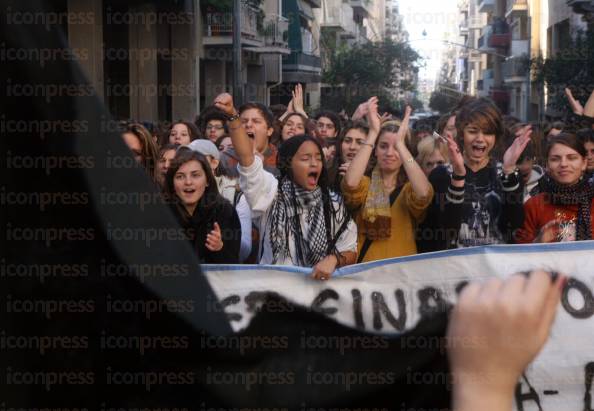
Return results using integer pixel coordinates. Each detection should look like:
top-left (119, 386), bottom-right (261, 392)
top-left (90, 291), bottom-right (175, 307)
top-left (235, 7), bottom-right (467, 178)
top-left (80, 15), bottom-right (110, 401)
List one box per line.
top-left (297, 0), bottom-right (314, 20)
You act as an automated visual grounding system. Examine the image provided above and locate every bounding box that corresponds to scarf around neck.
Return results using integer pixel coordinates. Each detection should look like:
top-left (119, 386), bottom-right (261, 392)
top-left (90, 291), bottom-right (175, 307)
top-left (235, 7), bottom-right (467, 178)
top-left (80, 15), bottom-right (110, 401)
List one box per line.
top-left (362, 167), bottom-right (396, 240)
top-left (542, 174), bottom-right (594, 241)
top-left (268, 178), bottom-right (344, 266)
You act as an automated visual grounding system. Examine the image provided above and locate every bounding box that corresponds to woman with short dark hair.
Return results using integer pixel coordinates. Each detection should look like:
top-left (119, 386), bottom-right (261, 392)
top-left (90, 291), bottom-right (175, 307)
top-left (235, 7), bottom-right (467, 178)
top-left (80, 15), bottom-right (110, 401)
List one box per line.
top-left (417, 98), bottom-right (531, 252)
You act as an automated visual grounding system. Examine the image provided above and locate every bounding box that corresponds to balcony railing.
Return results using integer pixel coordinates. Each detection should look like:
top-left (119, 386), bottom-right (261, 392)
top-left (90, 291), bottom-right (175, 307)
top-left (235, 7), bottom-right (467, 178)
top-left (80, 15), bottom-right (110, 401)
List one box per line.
top-left (479, 21), bottom-right (511, 50)
top-left (459, 19), bottom-right (469, 35)
top-left (489, 31), bottom-right (511, 47)
top-left (477, 25), bottom-right (492, 50)
top-left (284, 52), bottom-right (322, 69)
top-left (204, 3), bottom-right (259, 40)
top-left (262, 14), bottom-right (289, 47)
top-left (321, 0), bottom-right (356, 36)
top-left (509, 39), bottom-right (529, 56)
top-left (503, 56), bottom-right (529, 80)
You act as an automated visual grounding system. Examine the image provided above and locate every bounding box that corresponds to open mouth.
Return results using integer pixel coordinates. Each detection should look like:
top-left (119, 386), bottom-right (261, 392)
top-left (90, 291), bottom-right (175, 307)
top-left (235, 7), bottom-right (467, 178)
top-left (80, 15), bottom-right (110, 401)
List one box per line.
top-left (471, 144), bottom-right (487, 155)
top-left (183, 188), bottom-right (196, 195)
top-left (246, 132), bottom-right (255, 139)
top-left (307, 171), bottom-right (319, 186)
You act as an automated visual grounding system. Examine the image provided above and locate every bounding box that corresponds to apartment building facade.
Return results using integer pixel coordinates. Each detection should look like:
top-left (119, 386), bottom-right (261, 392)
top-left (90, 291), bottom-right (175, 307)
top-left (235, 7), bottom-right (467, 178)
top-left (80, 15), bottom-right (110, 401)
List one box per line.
top-left (455, 0), bottom-right (588, 120)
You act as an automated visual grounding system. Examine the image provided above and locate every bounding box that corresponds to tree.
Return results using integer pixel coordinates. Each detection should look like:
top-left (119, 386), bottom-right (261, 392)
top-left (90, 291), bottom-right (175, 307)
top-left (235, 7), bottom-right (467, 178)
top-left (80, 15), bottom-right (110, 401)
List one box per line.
top-left (531, 29), bottom-right (594, 117)
top-left (322, 39), bottom-right (421, 113)
top-left (429, 84), bottom-right (461, 114)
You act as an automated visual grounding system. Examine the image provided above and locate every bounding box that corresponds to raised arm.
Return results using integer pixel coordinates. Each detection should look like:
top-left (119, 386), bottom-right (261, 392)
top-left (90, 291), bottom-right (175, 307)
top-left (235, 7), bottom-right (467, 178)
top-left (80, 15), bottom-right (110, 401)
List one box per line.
top-left (394, 107), bottom-right (432, 199)
top-left (565, 88), bottom-right (584, 116)
top-left (447, 271), bottom-right (564, 411)
top-left (583, 88), bottom-right (594, 118)
top-left (343, 96), bottom-right (381, 189)
top-left (214, 93), bottom-right (254, 167)
top-left (291, 83), bottom-right (308, 118)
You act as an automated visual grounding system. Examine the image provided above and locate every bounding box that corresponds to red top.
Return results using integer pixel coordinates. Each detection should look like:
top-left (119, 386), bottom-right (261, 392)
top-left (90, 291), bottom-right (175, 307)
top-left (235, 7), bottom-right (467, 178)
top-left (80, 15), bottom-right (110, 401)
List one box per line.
top-left (515, 193), bottom-right (594, 243)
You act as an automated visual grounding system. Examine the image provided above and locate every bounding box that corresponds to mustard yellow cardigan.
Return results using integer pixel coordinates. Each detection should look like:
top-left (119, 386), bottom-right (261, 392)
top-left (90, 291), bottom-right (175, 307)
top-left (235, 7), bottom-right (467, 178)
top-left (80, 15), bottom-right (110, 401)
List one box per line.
top-left (341, 176), bottom-right (434, 263)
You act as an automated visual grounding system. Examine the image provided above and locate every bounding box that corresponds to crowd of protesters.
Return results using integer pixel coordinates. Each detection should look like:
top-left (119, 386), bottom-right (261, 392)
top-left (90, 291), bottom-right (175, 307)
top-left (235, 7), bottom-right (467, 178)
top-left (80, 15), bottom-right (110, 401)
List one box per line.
top-left (118, 84), bottom-right (594, 279)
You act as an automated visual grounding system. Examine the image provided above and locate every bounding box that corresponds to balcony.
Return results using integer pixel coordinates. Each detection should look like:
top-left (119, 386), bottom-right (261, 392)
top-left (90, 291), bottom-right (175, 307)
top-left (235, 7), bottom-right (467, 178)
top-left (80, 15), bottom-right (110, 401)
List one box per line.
top-left (257, 14), bottom-right (291, 54)
top-left (283, 52), bottom-right (322, 82)
top-left (459, 19), bottom-right (469, 35)
top-left (350, 0), bottom-right (372, 18)
top-left (477, 0), bottom-right (495, 14)
top-left (489, 31), bottom-right (511, 47)
top-left (477, 19), bottom-right (511, 49)
top-left (506, 0), bottom-right (528, 18)
top-left (509, 39), bottom-right (529, 56)
top-left (503, 56), bottom-right (529, 82)
top-left (477, 68), bottom-right (494, 96)
top-left (320, 0), bottom-right (356, 37)
top-left (478, 25), bottom-right (492, 51)
top-left (203, 4), bottom-right (262, 47)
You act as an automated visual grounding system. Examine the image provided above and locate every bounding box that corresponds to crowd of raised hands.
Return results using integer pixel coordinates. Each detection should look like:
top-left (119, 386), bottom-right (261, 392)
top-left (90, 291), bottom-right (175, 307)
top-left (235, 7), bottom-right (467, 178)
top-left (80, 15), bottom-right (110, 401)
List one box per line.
top-left (113, 82), bottom-right (592, 410)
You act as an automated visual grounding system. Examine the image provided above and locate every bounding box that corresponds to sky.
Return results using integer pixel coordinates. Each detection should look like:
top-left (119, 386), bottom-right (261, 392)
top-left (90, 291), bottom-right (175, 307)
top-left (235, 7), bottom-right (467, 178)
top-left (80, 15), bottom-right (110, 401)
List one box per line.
top-left (397, 0), bottom-right (459, 82)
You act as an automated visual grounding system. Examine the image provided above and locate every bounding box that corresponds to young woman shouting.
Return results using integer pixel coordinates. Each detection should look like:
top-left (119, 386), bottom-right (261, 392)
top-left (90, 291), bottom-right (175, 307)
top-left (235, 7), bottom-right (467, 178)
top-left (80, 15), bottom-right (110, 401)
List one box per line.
top-left (214, 93), bottom-right (357, 280)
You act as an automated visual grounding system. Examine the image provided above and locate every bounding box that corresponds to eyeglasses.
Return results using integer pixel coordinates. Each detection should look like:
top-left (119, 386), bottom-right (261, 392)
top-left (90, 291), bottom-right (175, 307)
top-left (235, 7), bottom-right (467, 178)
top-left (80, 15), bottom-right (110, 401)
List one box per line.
top-left (206, 125), bottom-right (224, 131)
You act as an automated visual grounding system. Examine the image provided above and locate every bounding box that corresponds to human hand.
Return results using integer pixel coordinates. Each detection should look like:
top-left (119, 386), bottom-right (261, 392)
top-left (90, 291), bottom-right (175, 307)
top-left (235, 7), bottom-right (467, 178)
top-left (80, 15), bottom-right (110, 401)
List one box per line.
top-left (534, 219), bottom-right (561, 243)
top-left (205, 222), bottom-right (224, 252)
top-left (565, 88), bottom-right (584, 116)
top-left (447, 271), bottom-right (564, 410)
top-left (213, 93), bottom-right (237, 117)
top-left (292, 84), bottom-right (305, 115)
top-left (442, 132), bottom-right (465, 176)
top-left (394, 106), bottom-right (412, 147)
top-left (352, 101), bottom-right (369, 121)
top-left (322, 146), bottom-right (336, 163)
top-left (502, 124), bottom-right (532, 174)
top-left (366, 96), bottom-right (381, 137)
top-left (311, 255), bottom-right (338, 281)
top-left (380, 112), bottom-right (392, 123)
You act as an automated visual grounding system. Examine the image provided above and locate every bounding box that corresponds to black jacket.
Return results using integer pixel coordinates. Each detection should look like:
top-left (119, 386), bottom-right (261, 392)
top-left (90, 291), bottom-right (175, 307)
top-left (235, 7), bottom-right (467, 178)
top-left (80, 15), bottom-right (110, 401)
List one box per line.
top-left (417, 164), bottom-right (524, 252)
top-left (174, 197), bottom-right (242, 264)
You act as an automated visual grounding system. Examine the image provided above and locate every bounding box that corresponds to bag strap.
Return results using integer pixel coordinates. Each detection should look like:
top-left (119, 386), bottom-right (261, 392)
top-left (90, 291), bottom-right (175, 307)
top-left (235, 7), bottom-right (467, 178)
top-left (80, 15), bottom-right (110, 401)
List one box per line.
top-left (356, 185), bottom-right (403, 263)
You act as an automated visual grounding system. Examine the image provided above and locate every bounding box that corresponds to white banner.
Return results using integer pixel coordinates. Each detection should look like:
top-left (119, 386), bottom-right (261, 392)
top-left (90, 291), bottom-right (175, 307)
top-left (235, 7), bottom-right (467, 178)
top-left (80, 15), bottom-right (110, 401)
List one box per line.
top-left (204, 241), bottom-right (594, 411)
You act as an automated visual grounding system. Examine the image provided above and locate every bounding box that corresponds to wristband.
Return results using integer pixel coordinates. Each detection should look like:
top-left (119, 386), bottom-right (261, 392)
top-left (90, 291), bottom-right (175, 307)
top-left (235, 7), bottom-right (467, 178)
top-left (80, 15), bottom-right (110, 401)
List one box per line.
top-left (360, 141), bottom-right (375, 148)
top-left (451, 173), bottom-right (466, 181)
top-left (226, 113), bottom-right (240, 123)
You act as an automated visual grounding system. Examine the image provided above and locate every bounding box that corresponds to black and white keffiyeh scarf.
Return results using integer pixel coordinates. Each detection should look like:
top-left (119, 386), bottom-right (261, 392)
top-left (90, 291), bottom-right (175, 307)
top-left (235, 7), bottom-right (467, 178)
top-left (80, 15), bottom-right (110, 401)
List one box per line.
top-left (542, 174), bottom-right (594, 241)
top-left (268, 178), bottom-right (349, 266)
